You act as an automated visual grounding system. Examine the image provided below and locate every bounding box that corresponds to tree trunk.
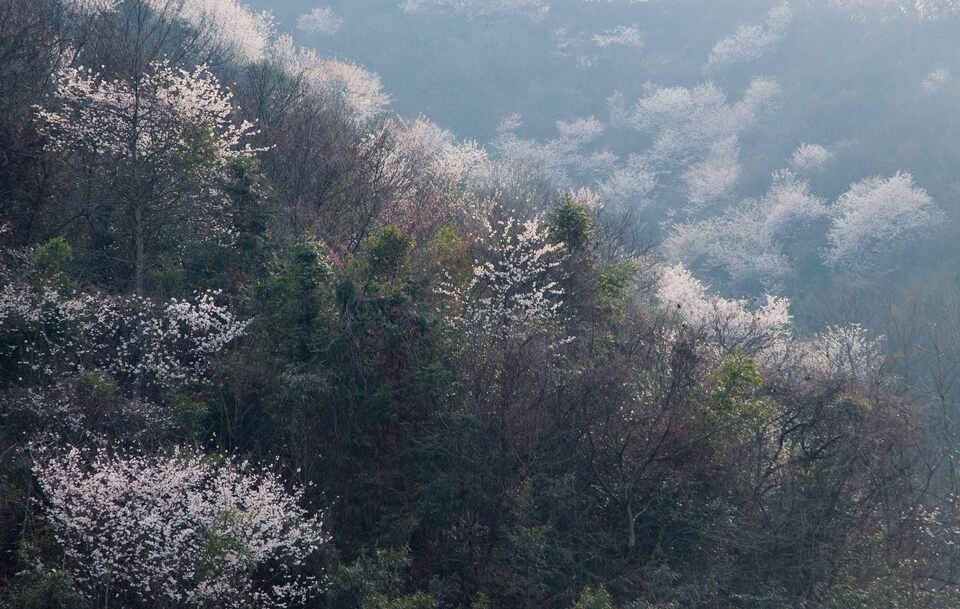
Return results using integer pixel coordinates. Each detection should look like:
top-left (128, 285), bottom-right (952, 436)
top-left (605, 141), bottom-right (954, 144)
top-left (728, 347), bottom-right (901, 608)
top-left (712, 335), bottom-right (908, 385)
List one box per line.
top-left (135, 199), bottom-right (144, 296)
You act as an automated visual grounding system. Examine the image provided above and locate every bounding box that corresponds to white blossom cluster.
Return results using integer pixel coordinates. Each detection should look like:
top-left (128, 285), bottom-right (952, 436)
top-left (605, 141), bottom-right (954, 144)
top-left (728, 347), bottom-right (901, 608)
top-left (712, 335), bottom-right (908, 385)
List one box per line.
top-left (656, 263), bottom-right (888, 383)
top-left (388, 116), bottom-right (489, 192)
top-left (268, 36), bottom-right (391, 126)
top-left (34, 446), bottom-right (327, 609)
top-left (706, 2), bottom-right (794, 68)
top-left (0, 280), bottom-right (249, 388)
top-left (398, 0), bottom-right (551, 20)
top-left (792, 323), bottom-right (886, 383)
top-left (595, 152), bottom-right (656, 210)
top-left (60, 0), bottom-right (122, 15)
top-left (622, 77), bottom-right (781, 164)
top-left (296, 7), bottom-right (344, 35)
top-left (790, 142), bottom-right (834, 172)
top-left (440, 215), bottom-right (566, 338)
top-left (656, 263), bottom-right (792, 357)
top-left (66, 0), bottom-right (276, 62)
top-left (493, 113), bottom-right (607, 188)
top-left (922, 67), bottom-right (952, 93)
top-left (36, 59), bottom-right (261, 163)
top-left (824, 171), bottom-right (944, 272)
top-left (663, 169), bottom-right (827, 282)
top-left (829, 0), bottom-right (960, 20)
top-left (593, 25), bottom-right (645, 49)
top-left (145, 0), bottom-right (277, 62)
top-left (681, 136), bottom-right (741, 207)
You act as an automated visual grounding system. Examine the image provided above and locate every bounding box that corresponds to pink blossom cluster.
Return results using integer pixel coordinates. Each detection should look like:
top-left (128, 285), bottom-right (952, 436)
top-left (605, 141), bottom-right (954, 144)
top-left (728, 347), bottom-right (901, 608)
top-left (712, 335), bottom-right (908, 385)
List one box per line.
top-left (33, 446), bottom-right (327, 609)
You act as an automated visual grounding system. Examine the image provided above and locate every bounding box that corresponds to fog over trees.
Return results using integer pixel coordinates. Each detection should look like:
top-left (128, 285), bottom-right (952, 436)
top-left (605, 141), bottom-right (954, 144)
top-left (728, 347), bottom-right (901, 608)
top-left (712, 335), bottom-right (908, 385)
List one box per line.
top-left (4, 1), bottom-right (960, 608)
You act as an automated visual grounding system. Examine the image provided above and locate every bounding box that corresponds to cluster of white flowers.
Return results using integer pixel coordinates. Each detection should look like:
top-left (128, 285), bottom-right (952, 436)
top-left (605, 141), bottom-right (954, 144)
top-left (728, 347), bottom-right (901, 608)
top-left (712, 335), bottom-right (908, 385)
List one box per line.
top-left (146, 0), bottom-right (276, 63)
top-left (795, 323), bottom-right (886, 382)
top-left (790, 142), bottom-right (835, 172)
top-left (92, 291), bottom-right (250, 388)
top-left (663, 169), bottom-right (826, 282)
top-left (36, 59), bottom-right (261, 163)
top-left (0, 280), bottom-right (248, 388)
top-left (388, 116), bottom-right (489, 192)
top-left (566, 187), bottom-right (605, 212)
top-left (595, 152), bottom-right (656, 210)
top-left (60, 0), bottom-right (122, 15)
top-left (656, 263), bottom-right (792, 357)
top-left (493, 113), bottom-right (606, 188)
top-left (297, 6), bottom-right (344, 35)
top-left (706, 2), bottom-right (794, 68)
top-left (34, 446), bottom-right (327, 609)
top-left (440, 215), bottom-right (566, 338)
top-left (681, 136), bottom-right (741, 207)
top-left (922, 67), bottom-right (952, 93)
top-left (830, 0), bottom-right (960, 20)
top-left (268, 36), bottom-right (390, 126)
top-left (824, 171), bottom-right (944, 272)
top-left (398, 0), bottom-right (551, 20)
top-left (593, 24), bottom-right (645, 49)
top-left (625, 77), bottom-right (781, 163)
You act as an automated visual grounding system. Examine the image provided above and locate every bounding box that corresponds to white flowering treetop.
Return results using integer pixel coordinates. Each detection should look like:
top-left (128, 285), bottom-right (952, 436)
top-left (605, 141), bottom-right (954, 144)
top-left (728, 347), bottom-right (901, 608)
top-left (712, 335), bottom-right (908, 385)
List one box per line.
top-left (706, 2), bottom-right (793, 69)
top-left (0, 280), bottom-right (248, 392)
top-left (440, 214), bottom-right (566, 340)
top-left (71, 0), bottom-right (276, 63)
top-left (35, 57), bottom-right (265, 293)
top-left (399, 0), bottom-right (551, 20)
top-left (790, 143), bottom-right (834, 172)
top-left (824, 171), bottom-right (944, 272)
top-left (297, 7), bottom-right (344, 35)
top-left (36, 59), bottom-right (259, 165)
top-left (663, 169), bottom-right (827, 283)
top-left (268, 35), bottom-right (390, 127)
top-left (33, 446), bottom-right (327, 609)
top-left (656, 263), bottom-right (792, 358)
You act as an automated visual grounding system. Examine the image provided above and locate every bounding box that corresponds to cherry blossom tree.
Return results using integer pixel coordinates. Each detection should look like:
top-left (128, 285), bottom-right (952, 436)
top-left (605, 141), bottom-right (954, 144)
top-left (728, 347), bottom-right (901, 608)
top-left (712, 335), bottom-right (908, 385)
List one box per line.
top-left (706, 2), bottom-right (793, 69)
top-left (297, 7), bottom-right (343, 35)
top-left (656, 263), bottom-right (792, 358)
top-left (681, 136), bottom-right (741, 207)
top-left (33, 446), bottom-right (327, 609)
top-left (1, 276), bottom-right (248, 394)
top-left (34, 58), bottom-right (263, 294)
top-left (663, 169), bottom-right (827, 283)
top-left (440, 213), bottom-right (566, 340)
top-left (790, 142), bottom-right (834, 172)
top-left (398, 0), bottom-right (551, 20)
top-left (592, 24), bottom-right (644, 49)
top-left (267, 35), bottom-right (390, 127)
top-left (824, 171), bottom-right (944, 273)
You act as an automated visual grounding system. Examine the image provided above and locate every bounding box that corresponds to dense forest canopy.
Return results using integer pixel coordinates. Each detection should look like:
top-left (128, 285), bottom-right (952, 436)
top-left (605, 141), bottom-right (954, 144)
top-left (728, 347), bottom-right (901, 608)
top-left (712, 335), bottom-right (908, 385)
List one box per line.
top-left (2, 1), bottom-right (960, 608)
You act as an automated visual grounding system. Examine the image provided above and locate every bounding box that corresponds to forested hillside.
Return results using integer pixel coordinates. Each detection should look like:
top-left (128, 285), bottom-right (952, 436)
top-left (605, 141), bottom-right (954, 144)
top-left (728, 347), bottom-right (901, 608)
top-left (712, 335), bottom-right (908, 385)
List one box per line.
top-left (2, 1), bottom-right (960, 608)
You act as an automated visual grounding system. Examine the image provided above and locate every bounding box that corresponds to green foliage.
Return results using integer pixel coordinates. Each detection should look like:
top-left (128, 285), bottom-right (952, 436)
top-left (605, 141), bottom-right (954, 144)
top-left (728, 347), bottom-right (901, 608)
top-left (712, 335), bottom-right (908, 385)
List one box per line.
top-left (548, 196), bottom-right (593, 254)
top-left (8, 567), bottom-right (86, 609)
top-left (367, 225), bottom-right (415, 280)
top-left (430, 225), bottom-right (472, 286)
top-left (597, 261), bottom-right (638, 318)
top-left (569, 586), bottom-right (617, 609)
top-left (30, 236), bottom-right (75, 291)
top-left (327, 547), bottom-right (439, 609)
top-left (706, 354), bottom-right (777, 427)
